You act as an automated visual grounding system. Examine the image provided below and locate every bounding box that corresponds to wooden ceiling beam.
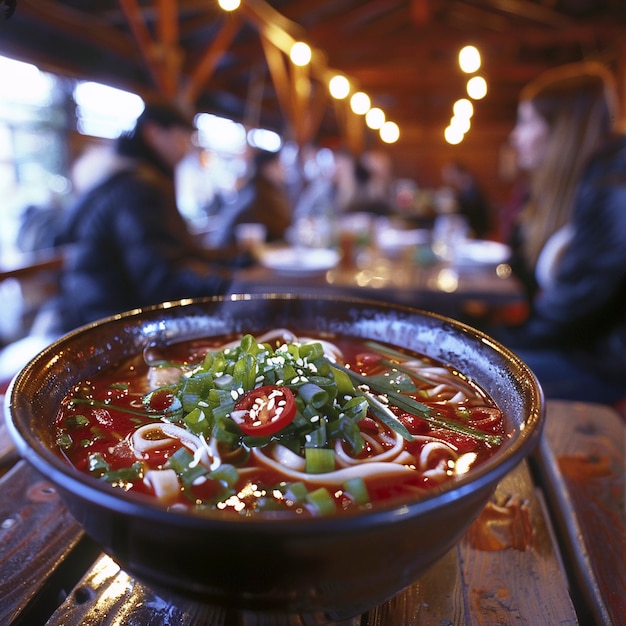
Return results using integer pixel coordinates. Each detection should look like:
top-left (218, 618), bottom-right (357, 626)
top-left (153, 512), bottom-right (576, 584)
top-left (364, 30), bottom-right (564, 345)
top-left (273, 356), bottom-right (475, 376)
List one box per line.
top-left (260, 35), bottom-right (295, 134)
top-left (118, 0), bottom-right (168, 94)
top-left (182, 13), bottom-right (242, 105)
top-left (16, 0), bottom-right (137, 58)
top-left (157, 0), bottom-right (181, 97)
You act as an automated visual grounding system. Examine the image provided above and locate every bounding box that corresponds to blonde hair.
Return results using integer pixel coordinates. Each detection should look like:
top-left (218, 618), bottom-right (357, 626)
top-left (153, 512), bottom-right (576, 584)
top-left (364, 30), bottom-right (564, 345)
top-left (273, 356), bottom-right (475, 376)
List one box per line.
top-left (517, 61), bottom-right (617, 268)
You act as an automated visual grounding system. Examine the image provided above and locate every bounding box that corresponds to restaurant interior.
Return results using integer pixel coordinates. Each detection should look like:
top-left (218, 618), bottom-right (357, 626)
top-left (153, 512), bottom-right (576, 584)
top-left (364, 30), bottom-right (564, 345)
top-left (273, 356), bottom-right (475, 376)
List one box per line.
top-left (0, 0), bottom-right (625, 346)
top-left (0, 1), bottom-right (624, 625)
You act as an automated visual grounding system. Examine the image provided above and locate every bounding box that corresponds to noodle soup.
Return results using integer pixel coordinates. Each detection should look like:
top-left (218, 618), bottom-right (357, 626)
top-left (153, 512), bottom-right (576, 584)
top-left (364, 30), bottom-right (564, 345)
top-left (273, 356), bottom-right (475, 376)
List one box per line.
top-left (55, 329), bottom-right (506, 518)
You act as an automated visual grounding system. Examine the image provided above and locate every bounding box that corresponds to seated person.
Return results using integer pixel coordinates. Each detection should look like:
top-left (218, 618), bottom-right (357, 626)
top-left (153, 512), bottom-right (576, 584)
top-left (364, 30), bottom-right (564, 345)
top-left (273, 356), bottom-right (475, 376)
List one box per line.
top-left (492, 62), bottom-right (626, 405)
top-left (211, 148), bottom-right (293, 247)
top-left (53, 100), bottom-right (231, 333)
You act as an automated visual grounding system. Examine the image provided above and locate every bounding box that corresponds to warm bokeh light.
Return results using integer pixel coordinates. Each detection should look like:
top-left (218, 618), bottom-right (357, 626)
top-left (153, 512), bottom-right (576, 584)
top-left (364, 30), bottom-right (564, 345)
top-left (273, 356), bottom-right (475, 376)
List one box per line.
top-left (350, 91), bottom-right (370, 115)
top-left (218, 0), bottom-right (241, 11)
top-left (329, 74), bottom-right (350, 99)
top-left (467, 76), bottom-right (487, 100)
top-left (450, 114), bottom-right (471, 134)
top-left (453, 98), bottom-right (473, 119)
top-left (365, 107), bottom-right (385, 130)
top-left (444, 125), bottom-right (464, 145)
top-left (459, 46), bottom-right (481, 73)
top-left (380, 121), bottom-right (399, 143)
top-left (290, 41), bottom-right (312, 66)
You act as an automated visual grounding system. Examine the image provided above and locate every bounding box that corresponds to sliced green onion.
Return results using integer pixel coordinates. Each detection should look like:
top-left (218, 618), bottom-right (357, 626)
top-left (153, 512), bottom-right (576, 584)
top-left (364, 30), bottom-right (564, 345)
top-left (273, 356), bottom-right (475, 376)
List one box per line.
top-left (306, 487), bottom-right (337, 516)
top-left (209, 464), bottom-right (239, 488)
top-left (284, 481), bottom-right (308, 504)
top-left (298, 383), bottom-right (328, 409)
top-left (57, 432), bottom-right (73, 450)
top-left (305, 447), bottom-right (335, 474)
top-left (88, 452), bottom-right (109, 475)
top-left (343, 477), bottom-right (370, 505)
top-left (184, 407), bottom-right (211, 435)
top-left (102, 462), bottom-right (143, 483)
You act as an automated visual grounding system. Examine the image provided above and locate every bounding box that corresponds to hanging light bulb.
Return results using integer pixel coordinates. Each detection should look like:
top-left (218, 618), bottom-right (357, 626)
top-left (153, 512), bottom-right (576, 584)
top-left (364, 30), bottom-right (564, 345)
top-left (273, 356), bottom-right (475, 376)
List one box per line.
top-left (329, 74), bottom-right (350, 99)
top-left (290, 41), bottom-right (312, 66)
top-left (350, 91), bottom-right (370, 115)
top-left (453, 98), bottom-right (473, 119)
top-left (380, 121), bottom-right (399, 143)
top-left (467, 76), bottom-right (487, 100)
top-left (218, 0), bottom-right (241, 11)
top-left (459, 46), bottom-right (481, 73)
top-left (365, 107), bottom-right (385, 130)
top-left (444, 125), bottom-right (464, 145)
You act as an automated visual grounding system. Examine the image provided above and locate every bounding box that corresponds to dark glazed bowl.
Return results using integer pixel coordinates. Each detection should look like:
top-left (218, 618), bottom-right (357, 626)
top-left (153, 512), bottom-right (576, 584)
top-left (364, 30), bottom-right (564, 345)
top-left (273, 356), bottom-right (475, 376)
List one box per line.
top-left (6, 294), bottom-right (544, 621)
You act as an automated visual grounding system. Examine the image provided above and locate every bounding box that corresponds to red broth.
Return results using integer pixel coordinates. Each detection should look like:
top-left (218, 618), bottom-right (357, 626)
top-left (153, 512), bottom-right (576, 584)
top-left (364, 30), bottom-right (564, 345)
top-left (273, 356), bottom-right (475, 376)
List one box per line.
top-left (54, 330), bottom-right (506, 518)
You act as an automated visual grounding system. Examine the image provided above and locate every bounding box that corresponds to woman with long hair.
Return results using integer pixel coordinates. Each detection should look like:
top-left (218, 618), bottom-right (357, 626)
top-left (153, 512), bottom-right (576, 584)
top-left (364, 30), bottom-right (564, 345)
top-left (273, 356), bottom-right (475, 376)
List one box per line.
top-left (496, 61), bottom-right (626, 404)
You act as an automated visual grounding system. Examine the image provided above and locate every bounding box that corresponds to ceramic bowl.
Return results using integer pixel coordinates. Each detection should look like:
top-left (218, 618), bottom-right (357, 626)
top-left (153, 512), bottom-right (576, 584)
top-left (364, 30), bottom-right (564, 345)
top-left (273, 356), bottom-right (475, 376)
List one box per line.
top-left (6, 294), bottom-right (544, 621)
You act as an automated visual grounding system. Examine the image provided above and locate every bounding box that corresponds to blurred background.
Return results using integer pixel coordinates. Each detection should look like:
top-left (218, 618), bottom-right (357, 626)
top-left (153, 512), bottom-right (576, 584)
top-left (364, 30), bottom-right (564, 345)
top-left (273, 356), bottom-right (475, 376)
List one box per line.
top-left (0, 0), bottom-right (624, 345)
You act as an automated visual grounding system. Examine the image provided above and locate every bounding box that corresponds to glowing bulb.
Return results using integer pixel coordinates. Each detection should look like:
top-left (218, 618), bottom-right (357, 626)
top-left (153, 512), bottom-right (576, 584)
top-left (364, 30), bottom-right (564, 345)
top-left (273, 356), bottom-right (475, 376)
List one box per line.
top-left (290, 42), bottom-right (312, 66)
top-left (380, 121), bottom-right (399, 143)
top-left (329, 75), bottom-right (350, 99)
top-left (444, 125), bottom-right (464, 145)
top-left (365, 107), bottom-right (385, 130)
top-left (450, 115), bottom-right (471, 134)
top-left (467, 76), bottom-right (487, 100)
top-left (218, 0), bottom-right (240, 10)
top-left (350, 91), bottom-right (370, 115)
top-left (453, 98), bottom-right (473, 119)
top-left (459, 46), bottom-right (481, 73)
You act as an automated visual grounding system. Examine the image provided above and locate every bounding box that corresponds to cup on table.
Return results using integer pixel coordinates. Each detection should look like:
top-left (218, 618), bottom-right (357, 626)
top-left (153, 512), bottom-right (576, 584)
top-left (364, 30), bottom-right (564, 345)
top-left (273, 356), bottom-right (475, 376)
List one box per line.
top-left (234, 223), bottom-right (267, 256)
top-left (431, 214), bottom-right (468, 263)
top-left (338, 213), bottom-right (372, 268)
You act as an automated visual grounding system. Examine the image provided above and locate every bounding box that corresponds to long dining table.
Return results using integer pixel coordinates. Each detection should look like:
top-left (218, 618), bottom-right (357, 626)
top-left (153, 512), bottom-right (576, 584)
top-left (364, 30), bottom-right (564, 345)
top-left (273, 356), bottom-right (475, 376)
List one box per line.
top-left (1, 396), bottom-right (623, 625)
top-left (227, 237), bottom-right (525, 322)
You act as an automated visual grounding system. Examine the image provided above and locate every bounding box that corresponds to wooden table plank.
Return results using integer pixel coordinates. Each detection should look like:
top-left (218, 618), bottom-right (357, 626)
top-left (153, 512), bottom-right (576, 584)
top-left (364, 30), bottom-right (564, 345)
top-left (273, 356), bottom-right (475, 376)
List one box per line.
top-left (0, 461), bottom-right (85, 625)
top-left (367, 460), bottom-right (577, 625)
top-left (535, 400), bottom-right (626, 626)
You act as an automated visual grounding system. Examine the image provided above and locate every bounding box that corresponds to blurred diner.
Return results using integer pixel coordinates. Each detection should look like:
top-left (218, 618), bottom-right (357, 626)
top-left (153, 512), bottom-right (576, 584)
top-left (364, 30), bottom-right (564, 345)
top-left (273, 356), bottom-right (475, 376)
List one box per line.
top-left (210, 147), bottom-right (293, 248)
top-left (48, 100), bottom-right (231, 333)
top-left (440, 161), bottom-right (492, 238)
top-left (486, 61), bottom-right (626, 405)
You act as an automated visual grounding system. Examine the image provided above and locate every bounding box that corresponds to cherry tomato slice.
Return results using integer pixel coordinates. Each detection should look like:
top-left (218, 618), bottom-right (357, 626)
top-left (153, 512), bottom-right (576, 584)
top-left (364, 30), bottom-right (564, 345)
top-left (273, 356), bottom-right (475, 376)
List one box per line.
top-left (232, 385), bottom-right (297, 437)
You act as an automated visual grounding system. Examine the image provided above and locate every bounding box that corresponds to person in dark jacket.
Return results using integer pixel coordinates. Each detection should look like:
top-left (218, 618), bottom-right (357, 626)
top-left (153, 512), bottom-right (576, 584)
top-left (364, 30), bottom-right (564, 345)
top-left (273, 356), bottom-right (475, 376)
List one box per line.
top-left (211, 148), bottom-right (293, 247)
top-left (55, 100), bottom-right (230, 332)
top-left (493, 62), bottom-right (626, 404)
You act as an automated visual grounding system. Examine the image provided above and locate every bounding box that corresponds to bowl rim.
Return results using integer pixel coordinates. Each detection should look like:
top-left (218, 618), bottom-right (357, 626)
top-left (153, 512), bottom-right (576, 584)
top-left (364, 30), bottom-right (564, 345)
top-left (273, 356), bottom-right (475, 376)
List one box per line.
top-left (6, 293), bottom-right (545, 531)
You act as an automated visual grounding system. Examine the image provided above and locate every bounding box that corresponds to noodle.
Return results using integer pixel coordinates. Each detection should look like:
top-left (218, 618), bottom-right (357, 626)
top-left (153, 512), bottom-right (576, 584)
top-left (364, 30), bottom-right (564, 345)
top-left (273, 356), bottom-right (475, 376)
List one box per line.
top-left (55, 330), bottom-right (505, 518)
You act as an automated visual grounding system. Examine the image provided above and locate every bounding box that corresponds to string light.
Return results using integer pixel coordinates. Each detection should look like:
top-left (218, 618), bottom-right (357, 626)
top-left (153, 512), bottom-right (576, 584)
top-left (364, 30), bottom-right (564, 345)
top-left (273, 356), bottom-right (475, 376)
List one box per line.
top-left (365, 107), bottom-right (385, 130)
top-left (452, 98), bottom-right (473, 119)
top-left (458, 46), bottom-right (481, 73)
top-left (217, 0), bottom-right (241, 11)
top-left (215, 1), bottom-right (397, 143)
top-left (467, 76), bottom-right (487, 100)
top-left (380, 121), bottom-right (399, 144)
top-left (329, 75), bottom-right (350, 99)
top-left (290, 42), bottom-right (311, 66)
top-left (444, 125), bottom-right (463, 145)
top-left (350, 91), bottom-right (370, 115)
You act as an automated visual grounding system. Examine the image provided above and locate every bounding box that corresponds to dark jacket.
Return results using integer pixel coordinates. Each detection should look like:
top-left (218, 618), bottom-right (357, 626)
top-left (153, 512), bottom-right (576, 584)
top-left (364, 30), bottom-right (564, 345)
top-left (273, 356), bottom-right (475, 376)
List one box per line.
top-left (505, 134), bottom-right (626, 384)
top-left (57, 161), bottom-right (228, 332)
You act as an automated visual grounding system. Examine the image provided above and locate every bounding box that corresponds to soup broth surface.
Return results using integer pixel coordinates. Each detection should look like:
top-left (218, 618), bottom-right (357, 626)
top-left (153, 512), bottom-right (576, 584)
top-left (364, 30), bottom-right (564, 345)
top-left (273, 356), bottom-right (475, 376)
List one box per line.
top-left (55, 330), bottom-right (506, 518)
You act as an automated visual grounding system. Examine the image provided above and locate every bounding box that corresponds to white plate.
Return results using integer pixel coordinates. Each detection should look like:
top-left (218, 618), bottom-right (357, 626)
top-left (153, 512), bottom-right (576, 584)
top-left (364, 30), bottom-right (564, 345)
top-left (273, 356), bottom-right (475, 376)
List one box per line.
top-left (377, 228), bottom-right (430, 252)
top-left (259, 246), bottom-right (340, 275)
top-left (456, 240), bottom-right (511, 266)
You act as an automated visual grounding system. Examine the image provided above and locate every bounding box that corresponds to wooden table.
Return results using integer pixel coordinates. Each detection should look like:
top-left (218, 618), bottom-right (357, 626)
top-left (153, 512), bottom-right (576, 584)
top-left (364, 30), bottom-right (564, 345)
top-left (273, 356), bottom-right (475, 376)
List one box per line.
top-left (230, 247), bottom-right (525, 320)
top-left (1, 400), bottom-right (623, 625)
